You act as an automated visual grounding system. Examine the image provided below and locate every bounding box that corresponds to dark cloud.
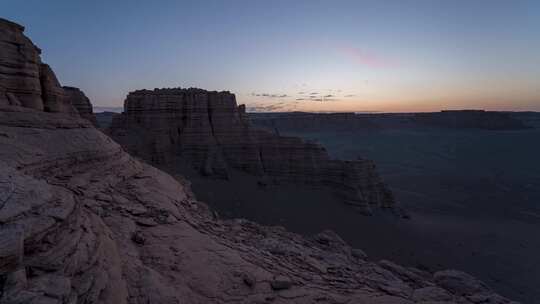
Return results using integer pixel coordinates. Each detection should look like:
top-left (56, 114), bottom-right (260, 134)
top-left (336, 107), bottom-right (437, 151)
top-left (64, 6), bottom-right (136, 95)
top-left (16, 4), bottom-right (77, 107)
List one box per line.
top-left (252, 92), bottom-right (288, 98)
top-left (344, 94), bottom-right (356, 97)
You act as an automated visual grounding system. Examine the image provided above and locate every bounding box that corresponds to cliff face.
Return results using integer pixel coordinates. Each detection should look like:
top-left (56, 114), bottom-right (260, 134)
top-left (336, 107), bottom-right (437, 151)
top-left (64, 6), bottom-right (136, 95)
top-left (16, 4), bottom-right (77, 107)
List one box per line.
top-left (110, 89), bottom-right (395, 215)
top-left (0, 18), bottom-right (518, 304)
top-left (0, 18), bottom-right (95, 123)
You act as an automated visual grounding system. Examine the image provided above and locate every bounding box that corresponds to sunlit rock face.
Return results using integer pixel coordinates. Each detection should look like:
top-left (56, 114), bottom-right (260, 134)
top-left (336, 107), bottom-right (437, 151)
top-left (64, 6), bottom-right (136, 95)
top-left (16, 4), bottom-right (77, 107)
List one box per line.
top-left (109, 88), bottom-right (396, 215)
top-left (0, 17), bottom-right (520, 304)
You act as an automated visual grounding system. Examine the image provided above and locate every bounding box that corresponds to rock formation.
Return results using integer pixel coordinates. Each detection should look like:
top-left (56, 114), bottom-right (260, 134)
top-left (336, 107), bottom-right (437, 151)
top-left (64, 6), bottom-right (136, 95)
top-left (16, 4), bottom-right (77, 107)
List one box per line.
top-left (0, 17), bottom-right (518, 304)
top-left (109, 88), bottom-right (395, 215)
top-left (63, 86), bottom-right (98, 125)
top-left (0, 17), bottom-right (96, 124)
top-left (250, 112), bottom-right (379, 133)
top-left (413, 110), bottom-right (531, 130)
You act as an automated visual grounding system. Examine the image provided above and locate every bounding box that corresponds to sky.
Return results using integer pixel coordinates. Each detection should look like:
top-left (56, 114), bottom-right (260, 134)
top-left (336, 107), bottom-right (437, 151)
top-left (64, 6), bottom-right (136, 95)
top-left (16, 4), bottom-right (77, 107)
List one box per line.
top-left (2, 0), bottom-right (540, 112)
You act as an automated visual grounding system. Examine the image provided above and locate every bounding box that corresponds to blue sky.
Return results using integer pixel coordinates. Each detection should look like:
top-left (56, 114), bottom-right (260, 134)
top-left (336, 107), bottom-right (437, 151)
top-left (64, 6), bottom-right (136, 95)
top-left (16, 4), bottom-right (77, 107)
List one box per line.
top-left (2, 0), bottom-right (540, 112)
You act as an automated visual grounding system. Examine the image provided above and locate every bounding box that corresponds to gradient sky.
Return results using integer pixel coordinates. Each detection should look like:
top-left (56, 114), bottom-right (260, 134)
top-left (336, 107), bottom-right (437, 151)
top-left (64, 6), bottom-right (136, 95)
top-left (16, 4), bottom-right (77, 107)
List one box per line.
top-left (2, 0), bottom-right (540, 112)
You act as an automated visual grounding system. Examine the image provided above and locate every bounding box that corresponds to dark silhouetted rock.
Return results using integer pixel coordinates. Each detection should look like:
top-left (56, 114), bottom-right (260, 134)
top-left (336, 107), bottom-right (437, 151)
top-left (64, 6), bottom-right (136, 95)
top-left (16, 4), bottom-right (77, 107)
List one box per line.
top-left (270, 275), bottom-right (293, 290)
top-left (109, 88), bottom-right (397, 215)
top-left (434, 270), bottom-right (490, 296)
top-left (63, 86), bottom-right (98, 125)
top-left (413, 110), bottom-right (531, 130)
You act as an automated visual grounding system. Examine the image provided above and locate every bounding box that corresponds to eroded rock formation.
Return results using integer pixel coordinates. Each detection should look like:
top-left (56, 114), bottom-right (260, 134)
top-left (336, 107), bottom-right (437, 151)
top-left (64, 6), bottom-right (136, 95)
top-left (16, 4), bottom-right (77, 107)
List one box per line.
top-left (0, 17), bottom-right (96, 124)
top-left (63, 86), bottom-right (98, 125)
top-left (0, 17), bottom-right (518, 304)
top-left (109, 88), bottom-right (395, 215)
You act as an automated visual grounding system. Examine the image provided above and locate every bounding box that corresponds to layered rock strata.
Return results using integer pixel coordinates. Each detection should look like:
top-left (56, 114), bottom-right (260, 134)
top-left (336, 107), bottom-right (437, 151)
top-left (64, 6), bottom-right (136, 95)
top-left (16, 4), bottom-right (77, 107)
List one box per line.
top-left (110, 89), bottom-right (394, 214)
top-left (0, 17), bottom-right (518, 304)
top-left (63, 86), bottom-right (98, 125)
top-left (0, 18), bottom-right (95, 123)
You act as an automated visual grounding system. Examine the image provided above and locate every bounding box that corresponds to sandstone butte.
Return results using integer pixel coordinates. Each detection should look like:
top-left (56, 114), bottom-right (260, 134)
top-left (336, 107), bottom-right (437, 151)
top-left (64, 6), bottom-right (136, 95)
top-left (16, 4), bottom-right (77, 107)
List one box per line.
top-left (108, 88), bottom-right (398, 216)
top-left (0, 17), bottom-right (518, 304)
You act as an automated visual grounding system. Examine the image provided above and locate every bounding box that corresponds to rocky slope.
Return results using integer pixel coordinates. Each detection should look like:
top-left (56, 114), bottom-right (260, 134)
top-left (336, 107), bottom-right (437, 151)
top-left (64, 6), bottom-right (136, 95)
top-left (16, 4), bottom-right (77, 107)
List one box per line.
top-left (109, 89), bottom-right (395, 215)
top-left (0, 17), bottom-right (518, 304)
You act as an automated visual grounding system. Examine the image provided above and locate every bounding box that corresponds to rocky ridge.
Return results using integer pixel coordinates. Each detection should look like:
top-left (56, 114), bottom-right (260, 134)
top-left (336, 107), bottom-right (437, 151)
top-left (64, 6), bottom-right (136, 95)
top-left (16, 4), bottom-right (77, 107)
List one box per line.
top-left (0, 17), bottom-right (518, 304)
top-left (109, 89), bottom-right (395, 215)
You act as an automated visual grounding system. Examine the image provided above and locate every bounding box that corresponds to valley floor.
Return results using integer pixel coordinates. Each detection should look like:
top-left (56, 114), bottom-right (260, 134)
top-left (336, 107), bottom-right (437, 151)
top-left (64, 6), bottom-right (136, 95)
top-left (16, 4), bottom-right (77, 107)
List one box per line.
top-left (191, 124), bottom-right (540, 303)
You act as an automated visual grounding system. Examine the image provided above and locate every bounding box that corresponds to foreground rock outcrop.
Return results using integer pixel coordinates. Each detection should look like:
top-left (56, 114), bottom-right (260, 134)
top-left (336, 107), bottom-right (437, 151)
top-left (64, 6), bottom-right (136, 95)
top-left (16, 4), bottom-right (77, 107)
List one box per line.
top-left (109, 89), bottom-right (395, 215)
top-left (0, 17), bottom-right (518, 304)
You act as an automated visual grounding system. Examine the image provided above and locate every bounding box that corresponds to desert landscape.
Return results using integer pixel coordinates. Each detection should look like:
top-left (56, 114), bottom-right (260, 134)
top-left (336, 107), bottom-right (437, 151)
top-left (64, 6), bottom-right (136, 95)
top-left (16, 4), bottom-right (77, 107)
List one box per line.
top-left (2, 1), bottom-right (539, 303)
top-left (97, 109), bottom-right (540, 302)
top-left (250, 111), bottom-right (540, 302)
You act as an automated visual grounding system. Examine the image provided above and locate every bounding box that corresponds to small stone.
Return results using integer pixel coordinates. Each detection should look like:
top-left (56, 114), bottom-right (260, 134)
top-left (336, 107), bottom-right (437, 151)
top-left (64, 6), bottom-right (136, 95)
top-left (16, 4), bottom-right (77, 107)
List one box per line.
top-left (242, 274), bottom-right (255, 287)
top-left (135, 218), bottom-right (158, 227)
top-left (270, 275), bottom-right (293, 290)
top-left (131, 231), bottom-right (145, 245)
top-left (351, 248), bottom-right (368, 259)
